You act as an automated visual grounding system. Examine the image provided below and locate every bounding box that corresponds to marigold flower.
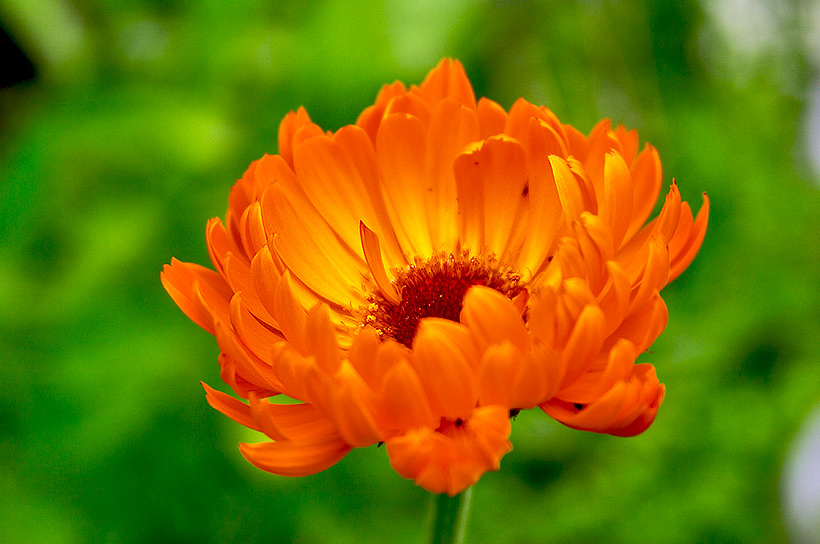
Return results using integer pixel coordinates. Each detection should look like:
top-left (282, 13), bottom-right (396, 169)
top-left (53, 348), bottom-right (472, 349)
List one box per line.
top-left (162, 59), bottom-right (708, 496)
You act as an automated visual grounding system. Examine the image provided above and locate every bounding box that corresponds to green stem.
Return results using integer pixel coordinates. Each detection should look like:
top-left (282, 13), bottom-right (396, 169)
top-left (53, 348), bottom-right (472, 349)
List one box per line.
top-left (427, 488), bottom-right (473, 544)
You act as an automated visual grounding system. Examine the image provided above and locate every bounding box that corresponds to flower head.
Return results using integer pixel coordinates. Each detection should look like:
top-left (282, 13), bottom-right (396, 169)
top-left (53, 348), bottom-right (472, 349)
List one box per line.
top-left (162, 59), bottom-right (708, 496)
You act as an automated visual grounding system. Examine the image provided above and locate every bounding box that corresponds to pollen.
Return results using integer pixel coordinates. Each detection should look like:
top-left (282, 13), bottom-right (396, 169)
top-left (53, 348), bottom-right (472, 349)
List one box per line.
top-left (365, 253), bottom-right (524, 348)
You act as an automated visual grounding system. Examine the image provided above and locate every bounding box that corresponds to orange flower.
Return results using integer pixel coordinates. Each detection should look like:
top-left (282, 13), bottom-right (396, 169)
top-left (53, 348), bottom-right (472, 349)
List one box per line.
top-left (162, 59), bottom-right (708, 496)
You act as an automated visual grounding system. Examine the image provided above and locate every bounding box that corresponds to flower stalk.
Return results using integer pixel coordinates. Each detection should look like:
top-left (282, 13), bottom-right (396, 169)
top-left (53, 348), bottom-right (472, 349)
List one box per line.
top-left (428, 488), bottom-right (472, 544)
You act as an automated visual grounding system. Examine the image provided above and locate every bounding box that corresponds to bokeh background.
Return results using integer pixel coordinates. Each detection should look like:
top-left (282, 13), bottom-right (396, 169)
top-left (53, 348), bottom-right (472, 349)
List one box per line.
top-left (2, 1), bottom-right (820, 542)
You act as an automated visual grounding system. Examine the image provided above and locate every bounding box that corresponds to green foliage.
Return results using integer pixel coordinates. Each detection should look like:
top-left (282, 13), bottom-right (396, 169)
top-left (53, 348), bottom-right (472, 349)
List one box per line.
top-left (2, 0), bottom-right (819, 542)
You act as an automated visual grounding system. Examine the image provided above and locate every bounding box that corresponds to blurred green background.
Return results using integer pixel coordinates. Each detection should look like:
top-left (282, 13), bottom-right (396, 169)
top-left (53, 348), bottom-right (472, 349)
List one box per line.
top-left (2, 0), bottom-right (820, 542)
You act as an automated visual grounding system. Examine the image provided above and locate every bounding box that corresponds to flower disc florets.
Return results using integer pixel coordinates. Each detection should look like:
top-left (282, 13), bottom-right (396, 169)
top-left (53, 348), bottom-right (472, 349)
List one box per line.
top-left (162, 59), bottom-right (709, 496)
top-left (365, 253), bottom-right (524, 347)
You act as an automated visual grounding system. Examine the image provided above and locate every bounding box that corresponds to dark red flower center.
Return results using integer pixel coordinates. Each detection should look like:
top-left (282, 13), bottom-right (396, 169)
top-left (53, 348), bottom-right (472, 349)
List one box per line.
top-left (365, 254), bottom-right (523, 348)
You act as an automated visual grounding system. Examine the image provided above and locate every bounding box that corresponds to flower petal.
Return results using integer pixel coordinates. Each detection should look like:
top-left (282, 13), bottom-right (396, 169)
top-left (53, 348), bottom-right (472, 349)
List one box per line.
top-left (360, 222), bottom-right (400, 304)
top-left (385, 405), bottom-right (512, 496)
top-left (668, 193), bottom-right (710, 282)
top-left (551, 155), bottom-right (585, 227)
top-left (292, 133), bottom-right (384, 259)
top-left (304, 302), bottom-right (342, 374)
top-left (328, 362), bottom-right (382, 447)
top-left (239, 435), bottom-right (351, 477)
top-left (202, 382), bottom-right (260, 432)
top-left (625, 144), bottom-right (663, 240)
top-left (229, 292), bottom-right (284, 363)
top-left (559, 304), bottom-right (607, 387)
top-left (277, 106), bottom-right (313, 168)
top-left (264, 183), bottom-right (368, 307)
top-left (426, 97), bottom-right (480, 251)
top-left (377, 359), bottom-right (438, 435)
top-left (453, 136), bottom-right (528, 261)
top-left (601, 151), bottom-right (633, 249)
top-left (248, 395), bottom-right (336, 442)
top-left (461, 285), bottom-right (528, 353)
top-left (416, 58), bottom-right (476, 111)
top-left (515, 118), bottom-right (565, 276)
top-left (412, 319), bottom-right (478, 420)
top-left (542, 363), bottom-right (665, 437)
top-left (477, 97), bottom-right (507, 139)
top-left (161, 259), bottom-right (232, 334)
top-left (376, 113), bottom-right (434, 258)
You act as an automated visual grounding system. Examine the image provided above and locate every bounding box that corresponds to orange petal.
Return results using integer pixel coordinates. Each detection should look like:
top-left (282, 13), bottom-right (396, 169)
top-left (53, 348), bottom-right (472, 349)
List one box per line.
top-left (223, 252), bottom-right (276, 325)
top-left (205, 217), bottom-right (238, 275)
top-left (573, 214), bottom-right (614, 293)
top-left (515, 340), bottom-right (564, 408)
top-left (375, 113), bottom-right (434, 258)
top-left (377, 360), bottom-right (438, 435)
top-left (335, 126), bottom-right (406, 268)
top-left (625, 144), bottom-right (663, 241)
top-left (627, 235), bottom-right (670, 314)
top-left (601, 151), bottom-right (633, 249)
top-left (597, 260), bottom-right (632, 335)
top-left (248, 395), bottom-right (336, 442)
top-left (267, 340), bottom-right (328, 408)
top-left (453, 136), bottom-right (528, 260)
top-left (551, 155), bottom-right (585, 227)
top-left (412, 319), bottom-right (478, 420)
top-left (613, 124), bottom-right (639, 165)
top-left (270, 272), bottom-right (307, 355)
top-left (304, 302), bottom-right (342, 374)
top-left (328, 362), bottom-right (382, 447)
top-left (277, 107), bottom-right (314, 168)
top-left (653, 182), bottom-right (682, 245)
top-left (528, 286), bottom-right (560, 347)
top-left (461, 285), bottom-right (528, 353)
top-left (161, 259), bottom-right (232, 335)
top-left (478, 341), bottom-right (522, 407)
top-left (383, 92), bottom-right (432, 126)
top-left (225, 160), bottom-right (264, 249)
top-left (213, 316), bottom-right (284, 393)
top-left (504, 98), bottom-right (566, 149)
top-left (555, 338), bottom-right (636, 404)
top-left (613, 291), bottom-right (668, 354)
top-left (239, 435), bottom-right (351, 477)
top-left (416, 58), bottom-right (476, 111)
top-left (559, 304), bottom-right (606, 387)
top-left (238, 200), bottom-right (268, 260)
top-left (229, 293), bottom-right (284, 363)
top-left (668, 193), bottom-right (709, 282)
top-left (292, 133), bottom-right (383, 258)
top-left (356, 81), bottom-right (408, 141)
top-left (426, 97), bottom-right (480, 251)
top-left (515, 118), bottom-right (565, 276)
top-left (476, 97), bottom-right (507, 139)
top-left (202, 382), bottom-right (260, 432)
top-left (217, 353), bottom-right (277, 399)
top-left (264, 183), bottom-right (368, 307)
top-left (542, 363), bottom-right (664, 437)
top-left (385, 405), bottom-right (512, 496)
top-left (346, 326), bottom-right (385, 388)
top-left (360, 222), bottom-right (400, 304)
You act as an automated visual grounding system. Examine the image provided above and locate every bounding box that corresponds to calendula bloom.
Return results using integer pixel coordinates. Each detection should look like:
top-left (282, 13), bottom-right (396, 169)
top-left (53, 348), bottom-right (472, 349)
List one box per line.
top-left (162, 59), bottom-right (708, 496)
